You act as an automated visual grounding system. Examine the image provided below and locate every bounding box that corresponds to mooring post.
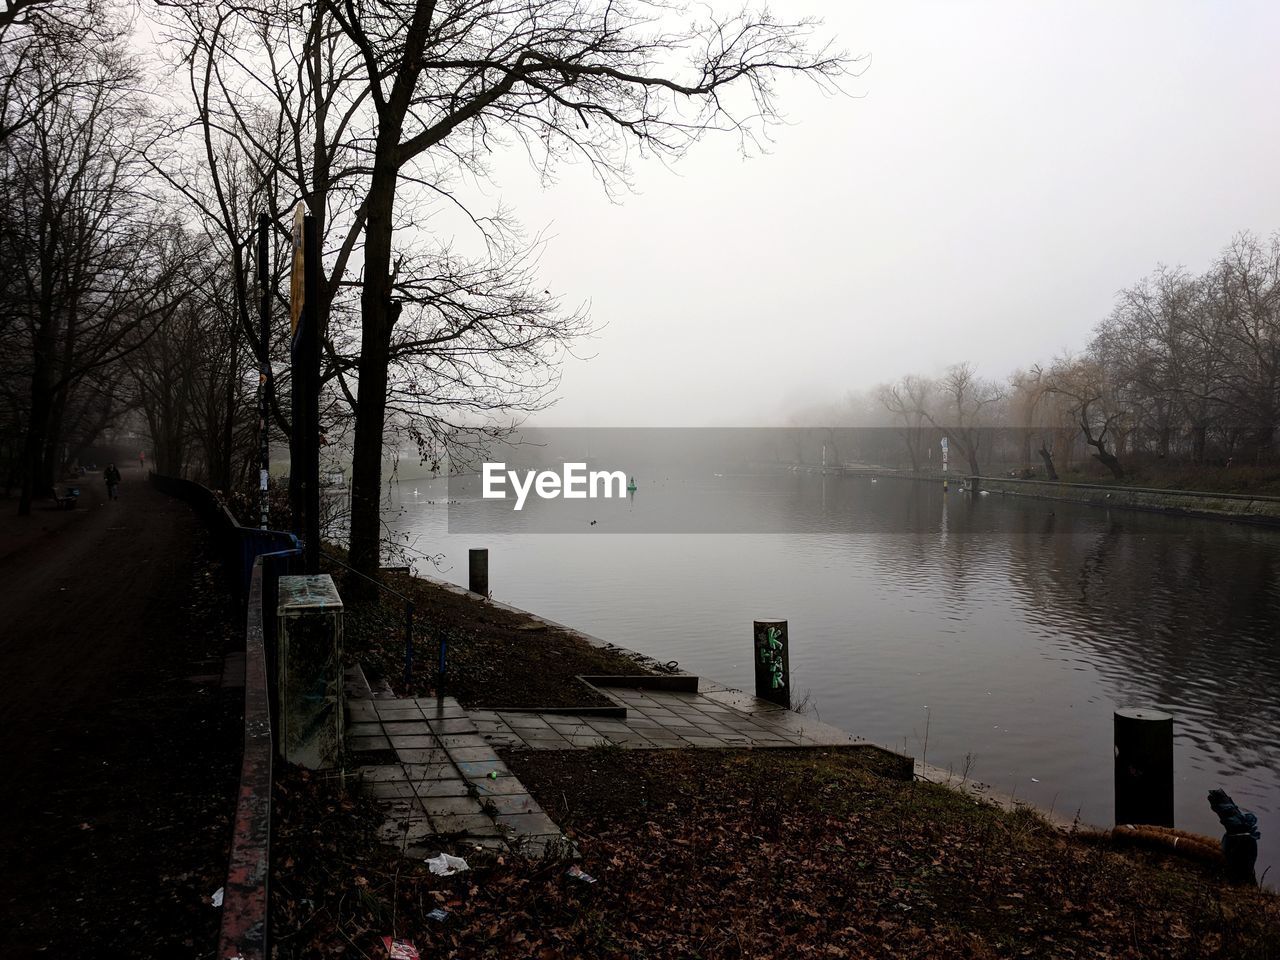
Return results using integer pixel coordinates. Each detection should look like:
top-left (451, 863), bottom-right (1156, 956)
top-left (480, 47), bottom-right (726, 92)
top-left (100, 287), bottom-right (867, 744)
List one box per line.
top-left (469, 548), bottom-right (489, 596)
top-left (753, 618), bottom-right (790, 709)
top-left (1114, 707), bottom-right (1174, 826)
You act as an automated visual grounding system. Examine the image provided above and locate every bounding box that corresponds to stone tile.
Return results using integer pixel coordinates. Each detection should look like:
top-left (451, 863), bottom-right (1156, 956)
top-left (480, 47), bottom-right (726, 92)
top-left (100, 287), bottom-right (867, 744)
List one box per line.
top-left (495, 811), bottom-right (561, 837)
top-left (503, 714), bottom-right (553, 730)
top-left (440, 734), bottom-right (489, 749)
top-left (418, 700), bottom-right (468, 720)
top-left (389, 735), bottom-right (438, 749)
top-left (449, 745), bottom-right (500, 762)
top-left (349, 735), bottom-right (392, 752)
top-left (568, 734), bottom-right (610, 748)
top-left (403, 757), bottom-right (456, 776)
top-left (376, 817), bottom-right (435, 846)
top-left (421, 794), bottom-right (486, 818)
top-left (396, 747), bottom-right (449, 765)
top-left (357, 765), bottom-right (408, 783)
top-left (625, 717), bottom-right (664, 729)
top-left (693, 725), bottom-right (738, 737)
top-left (586, 719), bottom-right (631, 733)
top-left (481, 732), bottom-right (528, 749)
top-left (431, 813), bottom-right (501, 836)
top-left (415, 778), bottom-right (471, 798)
top-left (485, 793), bottom-right (542, 816)
top-left (365, 780), bottom-right (420, 799)
top-left (547, 719), bottom-right (594, 734)
top-left (468, 710), bottom-right (500, 723)
top-left (456, 759), bottom-right (511, 780)
top-left (347, 700), bottom-right (378, 722)
top-left (699, 690), bottom-right (757, 709)
top-left (699, 706), bottom-right (738, 717)
top-left (609, 687), bottom-right (646, 699)
top-left (428, 717), bottom-right (479, 736)
top-left (375, 704), bottom-right (424, 721)
top-left (663, 725), bottom-right (705, 737)
top-left (382, 721), bottom-right (432, 736)
top-left (470, 774), bottom-right (530, 796)
top-left (472, 719), bottom-right (512, 733)
top-left (372, 796), bottom-right (422, 820)
top-left (347, 722), bottom-right (385, 738)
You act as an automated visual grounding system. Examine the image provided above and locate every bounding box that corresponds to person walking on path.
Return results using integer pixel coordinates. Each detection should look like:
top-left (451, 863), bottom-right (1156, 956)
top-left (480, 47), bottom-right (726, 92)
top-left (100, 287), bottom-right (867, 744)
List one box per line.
top-left (104, 463), bottom-right (121, 500)
top-left (138, 450), bottom-right (145, 471)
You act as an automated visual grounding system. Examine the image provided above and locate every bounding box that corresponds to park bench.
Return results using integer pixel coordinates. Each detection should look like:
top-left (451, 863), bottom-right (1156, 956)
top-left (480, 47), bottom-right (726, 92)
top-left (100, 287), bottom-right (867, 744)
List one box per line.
top-left (53, 487), bottom-right (80, 510)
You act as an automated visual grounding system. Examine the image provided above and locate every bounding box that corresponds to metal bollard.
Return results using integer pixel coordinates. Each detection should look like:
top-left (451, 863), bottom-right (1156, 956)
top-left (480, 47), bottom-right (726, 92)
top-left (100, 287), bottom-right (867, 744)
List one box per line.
top-left (753, 619), bottom-right (790, 709)
top-left (1114, 707), bottom-right (1174, 827)
top-left (468, 548), bottom-right (489, 596)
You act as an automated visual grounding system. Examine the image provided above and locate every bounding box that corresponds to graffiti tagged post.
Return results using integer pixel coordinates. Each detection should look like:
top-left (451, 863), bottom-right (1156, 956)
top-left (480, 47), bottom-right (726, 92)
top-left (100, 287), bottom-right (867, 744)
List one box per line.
top-left (753, 619), bottom-right (790, 709)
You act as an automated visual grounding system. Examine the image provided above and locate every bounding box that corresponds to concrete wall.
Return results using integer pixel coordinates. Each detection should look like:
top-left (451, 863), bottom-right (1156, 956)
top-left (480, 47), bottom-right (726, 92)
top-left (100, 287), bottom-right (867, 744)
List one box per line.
top-left (971, 476), bottom-right (1280, 526)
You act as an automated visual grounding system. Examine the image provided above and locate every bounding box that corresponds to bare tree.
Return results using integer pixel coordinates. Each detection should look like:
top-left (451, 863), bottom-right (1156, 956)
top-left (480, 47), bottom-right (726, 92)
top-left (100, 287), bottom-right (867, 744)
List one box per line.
top-left (2, 17), bottom-right (188, 513)
top-left (919, 363), bottom-right (1003, 477)
top-left (876, 375), bottom-right (933, 472)
top-left (1044, 355), bottom-right (1128, 479)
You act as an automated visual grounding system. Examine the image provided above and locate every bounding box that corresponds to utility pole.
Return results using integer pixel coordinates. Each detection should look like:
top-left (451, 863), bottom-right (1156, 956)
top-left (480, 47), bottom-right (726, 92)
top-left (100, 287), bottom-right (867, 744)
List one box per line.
top-left (302, 213), bottom-right (320, 572)
top-left (257, 213), bottom-right (271, 530)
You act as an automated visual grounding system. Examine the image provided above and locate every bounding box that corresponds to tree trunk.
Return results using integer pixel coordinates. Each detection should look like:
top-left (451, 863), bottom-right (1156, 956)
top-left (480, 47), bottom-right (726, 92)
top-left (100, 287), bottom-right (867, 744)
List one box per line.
top-left (1037, 444), bottom-right (1059, 481)
top-left (347, 163), bottom-right (400, 590)
top-left (18, 322), bottom-right (56, 515)
top-left (1091, 448), bottom-right (1125, 479)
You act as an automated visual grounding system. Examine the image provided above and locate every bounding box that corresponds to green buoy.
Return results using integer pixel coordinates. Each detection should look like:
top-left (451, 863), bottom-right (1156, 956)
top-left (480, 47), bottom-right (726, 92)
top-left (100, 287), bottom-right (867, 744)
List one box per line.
top-left (626, 476), bottom-right (637, 492)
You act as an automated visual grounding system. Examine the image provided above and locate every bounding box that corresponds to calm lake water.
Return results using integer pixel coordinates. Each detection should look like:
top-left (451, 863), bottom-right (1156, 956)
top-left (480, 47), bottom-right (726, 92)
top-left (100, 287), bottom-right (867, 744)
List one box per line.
top-left (383, 470), bottom-right (1279, 882)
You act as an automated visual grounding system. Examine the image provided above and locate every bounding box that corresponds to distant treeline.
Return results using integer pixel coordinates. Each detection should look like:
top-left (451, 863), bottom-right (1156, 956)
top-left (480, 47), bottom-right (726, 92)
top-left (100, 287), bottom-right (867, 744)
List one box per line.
top-left (829, 231), bottom-right (1280, 482)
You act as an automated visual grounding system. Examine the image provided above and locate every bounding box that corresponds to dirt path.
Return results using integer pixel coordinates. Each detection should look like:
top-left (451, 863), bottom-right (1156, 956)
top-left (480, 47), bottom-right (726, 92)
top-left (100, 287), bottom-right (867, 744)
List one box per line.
top-left (0, 470), bottom-right (240, 956)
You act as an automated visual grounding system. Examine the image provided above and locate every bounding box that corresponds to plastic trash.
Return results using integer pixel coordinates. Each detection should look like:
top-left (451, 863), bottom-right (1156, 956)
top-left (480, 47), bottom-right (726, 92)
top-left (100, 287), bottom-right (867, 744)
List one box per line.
top-left (1208, 788), bottom-right (1260, 885)
top-left (425, 853), bottom-right (470, 876)
top-left (210, 887), bottom-right (224, 908)
top-left (566, 864), bottom-right (597, 884)
top-left (425, 907), bottom-right (450, 922)
top-left (381, 937), bottom-right (420, 959)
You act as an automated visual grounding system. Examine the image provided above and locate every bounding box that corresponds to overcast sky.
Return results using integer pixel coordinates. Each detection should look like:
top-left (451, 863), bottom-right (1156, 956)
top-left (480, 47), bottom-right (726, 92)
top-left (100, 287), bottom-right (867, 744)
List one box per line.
top-left (482, 1), bottom-right (1280, 426)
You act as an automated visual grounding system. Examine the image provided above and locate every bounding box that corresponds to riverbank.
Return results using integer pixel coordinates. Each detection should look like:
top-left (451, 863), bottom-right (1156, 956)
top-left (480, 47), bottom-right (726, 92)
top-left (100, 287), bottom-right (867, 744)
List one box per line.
top-left (292, 563), bottom-right (1280, 957)
top-left (273, 744), bottom-right (1280, 958)
top-left (336, 563), bottom-right (662, 710)
top-left (844, 467), bottom-right (1280, 526)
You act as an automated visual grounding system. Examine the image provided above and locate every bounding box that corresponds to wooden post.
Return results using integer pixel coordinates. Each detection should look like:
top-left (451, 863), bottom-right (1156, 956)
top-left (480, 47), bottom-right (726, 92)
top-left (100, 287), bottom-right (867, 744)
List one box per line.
top-left (468, 548), bottom-right (489, 596)
top-left (1114, 707), bottom-right (1174, 826)
top-left (753, 619), bottom-right (790, 708)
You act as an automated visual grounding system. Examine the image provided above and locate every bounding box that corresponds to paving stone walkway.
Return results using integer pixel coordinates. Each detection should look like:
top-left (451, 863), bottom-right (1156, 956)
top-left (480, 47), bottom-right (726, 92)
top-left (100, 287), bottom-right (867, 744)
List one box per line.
top-left (347, 695), bottom-right (568, 858)
top-left (472, 681), bottom-right (864, 751)
top-left (347, 675), bottom-right (870, 858)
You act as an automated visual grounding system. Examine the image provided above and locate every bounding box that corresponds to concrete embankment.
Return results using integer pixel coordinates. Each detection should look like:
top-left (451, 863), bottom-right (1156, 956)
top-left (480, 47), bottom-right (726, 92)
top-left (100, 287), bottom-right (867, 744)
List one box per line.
top-left (970, 475), bottom-right (1280, 526)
